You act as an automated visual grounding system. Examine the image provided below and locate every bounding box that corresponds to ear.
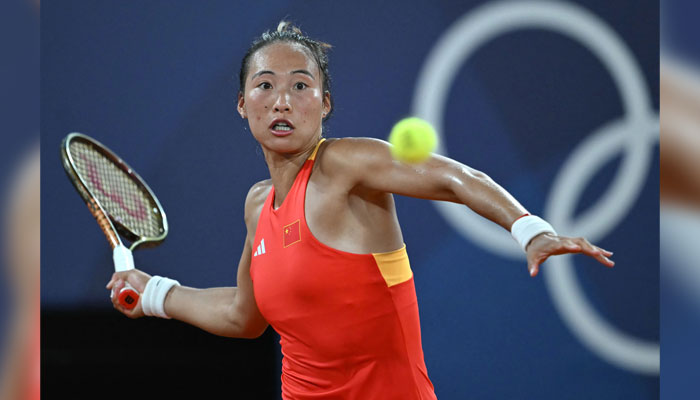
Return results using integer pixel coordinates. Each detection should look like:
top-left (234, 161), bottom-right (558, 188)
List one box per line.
top-left (237, 92), bottom-right (247, 119)
top-left (322, 91), bottom-right (332, 117)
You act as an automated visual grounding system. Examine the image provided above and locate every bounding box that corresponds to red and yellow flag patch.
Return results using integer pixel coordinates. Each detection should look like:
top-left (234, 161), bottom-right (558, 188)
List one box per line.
top-left (283, 219), bottom-right (301, 248)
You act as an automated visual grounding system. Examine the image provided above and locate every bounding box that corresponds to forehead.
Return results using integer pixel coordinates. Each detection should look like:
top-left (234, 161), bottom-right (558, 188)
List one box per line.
top-left (248, 42), bottom-right (319, 79)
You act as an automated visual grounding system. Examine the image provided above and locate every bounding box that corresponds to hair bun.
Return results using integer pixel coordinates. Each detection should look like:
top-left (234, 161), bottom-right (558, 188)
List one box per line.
top-left (276, 20), bottom-right (303, 35)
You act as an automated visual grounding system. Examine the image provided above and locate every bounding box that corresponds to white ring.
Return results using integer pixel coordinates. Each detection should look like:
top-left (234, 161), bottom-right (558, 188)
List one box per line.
top-left (412, 0), bottom-right (659, 374)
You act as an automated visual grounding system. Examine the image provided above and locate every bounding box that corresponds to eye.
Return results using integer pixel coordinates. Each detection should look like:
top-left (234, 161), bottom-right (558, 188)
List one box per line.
top-left (294, 82), bottom-right (307, 90)
top-left (258, 82), bottom-right (272, 90)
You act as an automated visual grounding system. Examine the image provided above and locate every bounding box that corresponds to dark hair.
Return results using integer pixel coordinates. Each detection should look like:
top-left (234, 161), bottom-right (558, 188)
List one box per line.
top-left (238, 21), bottom-right (334, 122)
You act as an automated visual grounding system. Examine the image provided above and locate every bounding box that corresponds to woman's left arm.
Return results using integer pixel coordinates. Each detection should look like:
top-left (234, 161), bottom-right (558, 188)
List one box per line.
top-left (321, 137), bottom-right (614, 276)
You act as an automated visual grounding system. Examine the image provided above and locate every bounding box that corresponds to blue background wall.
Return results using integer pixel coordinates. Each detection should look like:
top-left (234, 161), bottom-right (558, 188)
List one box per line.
top-left (42, 1), bottom-right (659, 398)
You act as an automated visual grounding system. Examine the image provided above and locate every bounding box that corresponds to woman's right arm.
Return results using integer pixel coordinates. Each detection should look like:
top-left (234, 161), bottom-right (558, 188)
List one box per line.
top-left (162, 235), bottom-right (268, 338)
top-left (107, 234), bottom-right (268, 338)
top-left (107, 182), bottom-right (270, 338)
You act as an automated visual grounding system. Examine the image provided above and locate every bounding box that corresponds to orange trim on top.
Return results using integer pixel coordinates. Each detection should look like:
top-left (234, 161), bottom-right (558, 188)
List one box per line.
top-left (307, 138), bottom-right (326, 161)
top-left (372, 244), bottom-right (413, 287)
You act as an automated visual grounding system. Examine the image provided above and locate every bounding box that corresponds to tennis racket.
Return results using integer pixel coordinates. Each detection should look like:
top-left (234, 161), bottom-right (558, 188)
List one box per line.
top-left (61, 132), bottom-right (168, 310)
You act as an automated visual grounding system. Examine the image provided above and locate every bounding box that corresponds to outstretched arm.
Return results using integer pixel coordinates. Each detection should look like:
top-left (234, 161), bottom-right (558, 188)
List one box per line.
top-left (320, 137), bottom-right (614, 276)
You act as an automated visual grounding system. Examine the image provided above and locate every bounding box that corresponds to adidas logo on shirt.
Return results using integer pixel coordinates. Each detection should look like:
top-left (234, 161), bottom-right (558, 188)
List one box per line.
top-left (253, 238), bottom-right (266, 257)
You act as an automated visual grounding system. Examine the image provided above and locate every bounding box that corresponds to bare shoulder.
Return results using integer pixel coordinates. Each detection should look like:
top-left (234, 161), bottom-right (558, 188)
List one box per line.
top-left (316, 137), bottom-right (391, 183)
top-left (243, 179), bottom-right (272, 233)
top-left (319, 137), bottom-right (390, 163)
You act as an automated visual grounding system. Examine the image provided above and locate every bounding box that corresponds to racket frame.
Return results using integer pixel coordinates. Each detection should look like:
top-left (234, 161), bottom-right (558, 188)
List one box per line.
top-left (61, 132), bottom-right (168, 251)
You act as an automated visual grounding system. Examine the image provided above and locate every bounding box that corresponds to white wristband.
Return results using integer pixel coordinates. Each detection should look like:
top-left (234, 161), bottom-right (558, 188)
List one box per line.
top-left (511, 215), bottom-right (556, 251)
top-left (142, 276), bottom-right (180, 319)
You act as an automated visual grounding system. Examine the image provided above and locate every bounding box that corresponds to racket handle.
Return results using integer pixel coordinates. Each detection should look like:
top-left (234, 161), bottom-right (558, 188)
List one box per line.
top-left (113, 244), bottom-right (135, 272)
top-left (118, 283), bottom-right (140, 310)
top-left (113, 244), bottom-right (138, 309)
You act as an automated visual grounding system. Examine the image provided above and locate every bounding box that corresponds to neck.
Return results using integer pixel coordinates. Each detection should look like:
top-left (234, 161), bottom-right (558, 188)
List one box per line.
top-left (262, 138), bottom-right (320, 208)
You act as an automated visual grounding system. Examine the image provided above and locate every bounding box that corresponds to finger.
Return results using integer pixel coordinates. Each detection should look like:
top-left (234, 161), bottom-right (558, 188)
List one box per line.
top-left (110, 283), bottom-right (118, 306)
top-left (111, 279), bottom-right (124, 307)
top-left (600, 254), bottom-right (615, 267)
top-left (569, 237), bottom-right (601, 256)
top-left (528, 255), bottom-right (545, 277)
top-left (600, 248), bottom-right (613, 257)
top-left (107, 270), bottom-right (130, 289)
top-left (592, 246), bottom-right (615, 266)
top-left (585, 251), bottom-right (614, 267)
top-left (106, 272), bottom-right (118, 289)
top-left (575, 241), bottom-right (615, 267)
top-left (529, 262), bottom-right (540, 277)
top-left (526, 254), bottom-right (537, 277)
top-left (124, 271), bottom-right (145, 292)
top-left (580, 242), bottom-right (601, 256)
top-left (582, 245), bottom-right (615, 266)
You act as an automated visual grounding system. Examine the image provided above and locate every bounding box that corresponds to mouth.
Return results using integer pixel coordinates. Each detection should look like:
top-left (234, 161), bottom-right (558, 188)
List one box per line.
top-left (269, 119), bottom-right (295, 137)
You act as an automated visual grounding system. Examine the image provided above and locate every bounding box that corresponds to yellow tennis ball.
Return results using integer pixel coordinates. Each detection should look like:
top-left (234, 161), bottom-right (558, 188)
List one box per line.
top-left (388, 117), bottom-right (437, 163)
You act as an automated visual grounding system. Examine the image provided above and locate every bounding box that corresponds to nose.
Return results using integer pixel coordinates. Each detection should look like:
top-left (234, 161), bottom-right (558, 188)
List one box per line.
top-left (273, 91), bottom-right (291, 113)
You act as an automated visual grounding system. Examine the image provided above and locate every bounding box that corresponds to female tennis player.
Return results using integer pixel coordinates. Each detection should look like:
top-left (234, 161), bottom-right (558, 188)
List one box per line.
top-left (107, 22), bottom-right (614, 399)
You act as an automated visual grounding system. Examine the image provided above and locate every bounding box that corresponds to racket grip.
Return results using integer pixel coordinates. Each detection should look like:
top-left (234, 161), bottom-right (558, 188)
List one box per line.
top-left (118, 282), bottom-right (140, 310)
top-left (112, 244), bottom-right (139, 309)
top-left (113, 244), bottom-right (135, 272)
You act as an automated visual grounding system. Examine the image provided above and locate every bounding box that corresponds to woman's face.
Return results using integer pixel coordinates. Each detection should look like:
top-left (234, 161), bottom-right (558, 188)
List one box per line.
top-left (238, 42), bottom-right (331, 154)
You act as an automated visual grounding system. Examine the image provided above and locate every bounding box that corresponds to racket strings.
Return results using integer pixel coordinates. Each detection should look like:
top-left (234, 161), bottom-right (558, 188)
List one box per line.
top-left (70, 141), bottom-right (163, 238)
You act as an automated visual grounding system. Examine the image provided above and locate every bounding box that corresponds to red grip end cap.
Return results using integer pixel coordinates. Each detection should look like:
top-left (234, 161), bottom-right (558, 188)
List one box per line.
top-left (118, 288), bottom-right (139, 310)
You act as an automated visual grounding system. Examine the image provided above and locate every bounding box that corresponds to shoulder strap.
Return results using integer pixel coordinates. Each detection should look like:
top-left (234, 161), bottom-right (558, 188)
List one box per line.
top-left (307, 138), bottom-right (326, 161)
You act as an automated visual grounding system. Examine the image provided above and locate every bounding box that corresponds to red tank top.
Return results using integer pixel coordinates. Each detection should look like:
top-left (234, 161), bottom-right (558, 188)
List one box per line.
top-left (250, 139), bottom-right (437, 400)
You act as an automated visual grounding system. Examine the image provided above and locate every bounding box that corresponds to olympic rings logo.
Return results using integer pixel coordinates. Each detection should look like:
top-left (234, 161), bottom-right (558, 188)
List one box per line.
top-left (412, 0), bottom-right (659, 375)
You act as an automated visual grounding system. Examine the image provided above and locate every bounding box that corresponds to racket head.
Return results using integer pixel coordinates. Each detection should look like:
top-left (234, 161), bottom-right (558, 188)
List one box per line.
top-left (61, 132), bottom-right (168, 250)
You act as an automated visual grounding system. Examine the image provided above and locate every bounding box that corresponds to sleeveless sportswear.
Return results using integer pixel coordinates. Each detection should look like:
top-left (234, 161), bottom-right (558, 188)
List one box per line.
top-left (250, 139), bottom-right (437, 399)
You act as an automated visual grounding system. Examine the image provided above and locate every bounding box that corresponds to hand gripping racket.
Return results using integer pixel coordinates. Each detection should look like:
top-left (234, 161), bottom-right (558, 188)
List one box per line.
top-left (61, 133), bottom-right (168, 310)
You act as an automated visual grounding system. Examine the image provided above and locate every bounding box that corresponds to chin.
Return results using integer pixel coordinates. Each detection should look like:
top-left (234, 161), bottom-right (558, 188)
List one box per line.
top-left (259, 135), bottom-right (303, 154)
top-left (258, 131), bottom-right (319, 154)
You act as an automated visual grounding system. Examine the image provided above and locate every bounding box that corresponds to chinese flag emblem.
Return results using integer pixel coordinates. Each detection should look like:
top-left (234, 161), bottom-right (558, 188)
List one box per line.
top-left (283, 219), bottom-right (301, 247)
